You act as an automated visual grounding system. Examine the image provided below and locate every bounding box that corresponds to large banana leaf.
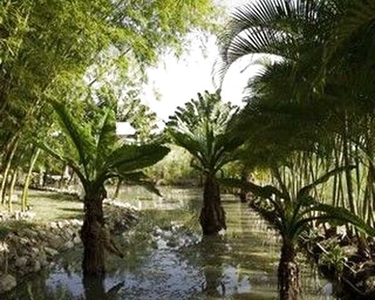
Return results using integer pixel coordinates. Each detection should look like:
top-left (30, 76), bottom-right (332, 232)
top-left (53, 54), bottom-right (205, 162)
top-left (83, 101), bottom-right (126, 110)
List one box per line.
top-left (105, 144), bottom-right (170, 175)
top-left (95, 109), bottom-right (117, 170)
top-left (38, 142), bottom-right (86, 185)
top-left (51, 100), bottom-right (96, 178)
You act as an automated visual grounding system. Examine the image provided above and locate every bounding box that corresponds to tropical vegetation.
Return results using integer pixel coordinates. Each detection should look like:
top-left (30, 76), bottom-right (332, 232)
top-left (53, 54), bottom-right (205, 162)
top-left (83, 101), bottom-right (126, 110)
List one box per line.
top-left (167, 91), bottom-right (242, 235)
top-left (2, 0), bottom-right (375, 299)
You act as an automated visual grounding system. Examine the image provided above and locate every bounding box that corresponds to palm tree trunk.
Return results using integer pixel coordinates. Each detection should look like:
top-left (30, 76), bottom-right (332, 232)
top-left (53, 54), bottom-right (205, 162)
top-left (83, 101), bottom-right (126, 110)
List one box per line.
top-left (278, 240), bottom-right (299, 300)
top-left (199, 176), bottom-right (226, 235)
top-left (81, 186), bottom-right (106, 276)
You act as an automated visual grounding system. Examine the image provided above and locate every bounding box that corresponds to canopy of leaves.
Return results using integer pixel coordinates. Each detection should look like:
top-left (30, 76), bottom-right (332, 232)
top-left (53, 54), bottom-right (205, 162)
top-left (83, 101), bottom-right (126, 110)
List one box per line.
top-left (40, 100), bottom-right (169, 193)
top-left (167, 91), bottom-right (242, 176)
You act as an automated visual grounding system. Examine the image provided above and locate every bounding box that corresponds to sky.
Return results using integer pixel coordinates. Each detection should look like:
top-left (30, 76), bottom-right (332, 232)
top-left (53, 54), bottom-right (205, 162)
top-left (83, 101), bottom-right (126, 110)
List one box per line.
top-left (117, 0), bottom-right (259, 133)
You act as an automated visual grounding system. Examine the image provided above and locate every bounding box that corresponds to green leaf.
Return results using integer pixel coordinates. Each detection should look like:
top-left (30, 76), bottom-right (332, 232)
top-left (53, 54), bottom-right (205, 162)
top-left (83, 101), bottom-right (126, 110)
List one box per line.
top-left (50, 100), bottom-right (95, 178)
top-left (297, 166), bottom-right (355, 199)
top-left (106, 144), bottom-right (170, 174)
top-left (37, 142), bottom-right (86, 185)
top-left (96, 109), bottom-right (117, 170)
top-left (297, 202), bottom-right (375, 237)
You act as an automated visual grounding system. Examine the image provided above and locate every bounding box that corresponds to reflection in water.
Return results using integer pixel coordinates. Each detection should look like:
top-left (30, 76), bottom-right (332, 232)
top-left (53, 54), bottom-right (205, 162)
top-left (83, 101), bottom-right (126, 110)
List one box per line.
top-left (200, 236), bottom-right (227, 297)
top-left (82, 275), bottom-right (123, 300)
top-left (3, 188), bottom-right (331, 300)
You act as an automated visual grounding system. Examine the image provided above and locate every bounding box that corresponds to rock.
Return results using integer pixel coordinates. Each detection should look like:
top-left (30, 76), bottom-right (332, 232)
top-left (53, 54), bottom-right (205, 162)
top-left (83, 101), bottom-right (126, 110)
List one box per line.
top-left (30, 247), bottom-right (40, 257)
top-left (70, 219), bottom-right (83, 227)
top-left (48, 236), bottom-right (64, 250)
top-left (0, 274), bottom-right (16, 294)
top-left (19, 237), bottom-right (30, 246)
top-left (0, 242), bottom-right (9, 253)
top-left (15, 256), bottom-right (28, 268)
top-left (44, 247), bottom-right (59, 257)
top-left (61, 241), bottom-right (74, 251)
top-left (21, 228), bottom-right (37, 239)
top-left (65, 228), bottom-right (75, 238)
top-left (73, 236), bottom-right (81, 244)
top-left (50, 222), bottom-right (58, 229)
top-left (33, 261), bottom-right (41, 272)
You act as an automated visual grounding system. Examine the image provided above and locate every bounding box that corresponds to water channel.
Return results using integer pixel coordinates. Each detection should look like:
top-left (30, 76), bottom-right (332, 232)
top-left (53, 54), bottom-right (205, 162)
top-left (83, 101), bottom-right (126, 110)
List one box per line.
top-left (4, 187), bottom-right (332, 299)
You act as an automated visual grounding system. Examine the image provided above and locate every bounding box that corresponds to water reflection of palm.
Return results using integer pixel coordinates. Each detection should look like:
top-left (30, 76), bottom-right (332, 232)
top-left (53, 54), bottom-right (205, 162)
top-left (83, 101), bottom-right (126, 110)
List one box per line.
top-left (200, 236), bottom-right (227, 297)
top-left (82, 275), bottom-right (124, 300)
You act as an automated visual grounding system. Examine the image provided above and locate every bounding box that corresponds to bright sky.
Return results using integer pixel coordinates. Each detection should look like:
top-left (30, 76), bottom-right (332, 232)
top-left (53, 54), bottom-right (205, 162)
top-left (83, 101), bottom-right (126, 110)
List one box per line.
top-left (117, 0), bottom-right (259, 133)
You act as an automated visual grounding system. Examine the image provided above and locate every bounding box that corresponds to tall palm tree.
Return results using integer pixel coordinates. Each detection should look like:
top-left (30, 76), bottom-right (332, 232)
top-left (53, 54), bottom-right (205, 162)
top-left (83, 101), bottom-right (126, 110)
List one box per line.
top-left (167, 91), bottom-right (242, 235)
top-left (223, 167), bottom-right (375, 300)
top-left (40, 100), bottom-right (169, 275)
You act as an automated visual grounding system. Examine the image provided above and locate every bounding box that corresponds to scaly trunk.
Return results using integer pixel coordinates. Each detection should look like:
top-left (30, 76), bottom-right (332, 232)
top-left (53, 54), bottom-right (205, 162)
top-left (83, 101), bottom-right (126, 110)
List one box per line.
top-left (278, 240), bottom-right (299, 300)
top-left (81, 187), bottom-right (106, 276)
top-left (199, 176), bottom-right (226, 235)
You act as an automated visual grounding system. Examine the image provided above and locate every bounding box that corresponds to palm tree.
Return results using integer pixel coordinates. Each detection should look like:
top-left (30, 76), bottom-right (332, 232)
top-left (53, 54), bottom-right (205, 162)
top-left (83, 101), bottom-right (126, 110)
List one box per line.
top-left (214, 1), bottom-right (375, 298)
top-left (167, 91), bottom-right (242, 235)
top-left (40, 100), bottom-right (169, 275)
top-left (216, 0), bottom-right (375, 224)
top-left (223, 167), bottom-right (375, 300)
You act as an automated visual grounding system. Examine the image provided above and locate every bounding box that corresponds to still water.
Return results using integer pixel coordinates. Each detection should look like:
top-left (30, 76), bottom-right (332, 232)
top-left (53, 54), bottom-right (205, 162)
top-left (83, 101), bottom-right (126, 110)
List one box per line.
top-left (4, 187), bottom-right (331, 299)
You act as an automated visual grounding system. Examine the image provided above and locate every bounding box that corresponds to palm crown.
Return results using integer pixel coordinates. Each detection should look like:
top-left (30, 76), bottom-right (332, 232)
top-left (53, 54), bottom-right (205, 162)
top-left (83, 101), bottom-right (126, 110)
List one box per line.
top-left (167, 91), bottom-right (241, 176)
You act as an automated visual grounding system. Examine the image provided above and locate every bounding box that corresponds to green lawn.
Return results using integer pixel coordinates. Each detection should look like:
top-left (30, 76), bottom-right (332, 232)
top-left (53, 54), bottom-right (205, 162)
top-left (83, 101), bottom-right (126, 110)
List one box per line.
top-left (0, 189), bottom-right (84, 239)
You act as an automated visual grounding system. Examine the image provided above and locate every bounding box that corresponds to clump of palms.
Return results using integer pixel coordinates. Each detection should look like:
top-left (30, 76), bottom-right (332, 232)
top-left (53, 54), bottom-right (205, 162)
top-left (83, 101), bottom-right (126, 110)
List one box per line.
top-left (40, 100), bottom-right (169, 276)
top-left (223, 167), bottom-right (375, 300)
top-left (167, 91), bottom-right (242, 235)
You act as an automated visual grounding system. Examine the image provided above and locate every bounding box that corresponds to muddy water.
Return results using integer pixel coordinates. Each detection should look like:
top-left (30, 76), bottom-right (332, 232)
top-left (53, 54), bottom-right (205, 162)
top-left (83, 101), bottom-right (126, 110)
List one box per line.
top-left (4, 187), bottom-right (332, 300)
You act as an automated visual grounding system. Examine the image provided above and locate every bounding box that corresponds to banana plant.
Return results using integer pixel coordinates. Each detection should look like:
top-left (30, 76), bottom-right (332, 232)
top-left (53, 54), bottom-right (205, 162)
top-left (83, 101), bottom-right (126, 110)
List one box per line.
top-left (221, 166), bottom-right (375, 300)
top-left (39, 100), bottom-right (169, 276)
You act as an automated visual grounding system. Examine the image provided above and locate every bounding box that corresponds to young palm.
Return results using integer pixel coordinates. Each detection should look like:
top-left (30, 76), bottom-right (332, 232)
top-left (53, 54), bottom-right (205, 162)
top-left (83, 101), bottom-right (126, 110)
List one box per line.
top-left (222, 167), bottom-right (375, 300)
top-left (167, 91), bottom-right (242, 235)
top-left (40, 101), bottom-right (169, 275)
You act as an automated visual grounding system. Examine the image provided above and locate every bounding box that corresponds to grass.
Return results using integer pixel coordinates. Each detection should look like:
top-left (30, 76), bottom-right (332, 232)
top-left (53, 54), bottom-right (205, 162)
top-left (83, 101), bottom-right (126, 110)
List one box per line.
top-left (6, 188), bottom-right (84, 222)
top-left (0, 188), bottom-right (84, 239)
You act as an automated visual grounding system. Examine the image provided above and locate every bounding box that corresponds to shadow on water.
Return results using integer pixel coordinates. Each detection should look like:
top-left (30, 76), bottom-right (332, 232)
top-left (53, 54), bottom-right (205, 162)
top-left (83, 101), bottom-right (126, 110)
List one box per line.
top-left (3, 187), bottom-right (332, 300)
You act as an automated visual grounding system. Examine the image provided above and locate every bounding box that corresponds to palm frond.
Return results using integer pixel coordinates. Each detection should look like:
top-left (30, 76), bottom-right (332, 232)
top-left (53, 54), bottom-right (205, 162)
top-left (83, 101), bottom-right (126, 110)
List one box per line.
top-left (296, 202), bottom-right (375, 237)
top-left (297, 165), bottom-right (355, 199)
